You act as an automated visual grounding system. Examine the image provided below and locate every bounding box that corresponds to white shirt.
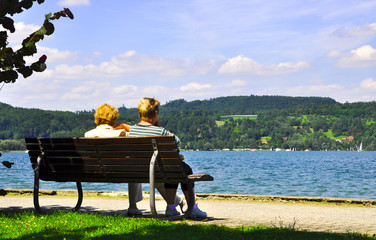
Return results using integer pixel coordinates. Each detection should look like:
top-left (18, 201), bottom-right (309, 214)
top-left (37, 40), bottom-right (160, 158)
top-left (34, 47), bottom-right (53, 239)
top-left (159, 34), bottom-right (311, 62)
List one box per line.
top-left (84, 124), bottom-right (127, 138)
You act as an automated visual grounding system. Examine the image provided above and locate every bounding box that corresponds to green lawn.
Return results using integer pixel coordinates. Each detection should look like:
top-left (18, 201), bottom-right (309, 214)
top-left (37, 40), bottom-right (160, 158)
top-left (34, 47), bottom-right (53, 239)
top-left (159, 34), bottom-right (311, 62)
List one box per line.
top-left (366, 119), bottom-right (376, 125)
top-left (324, 130), bottom-right (347, 140)
top-left (216, 121), bottom-right (225, 127)
top-left (0, 211), bottom-right (373, 240)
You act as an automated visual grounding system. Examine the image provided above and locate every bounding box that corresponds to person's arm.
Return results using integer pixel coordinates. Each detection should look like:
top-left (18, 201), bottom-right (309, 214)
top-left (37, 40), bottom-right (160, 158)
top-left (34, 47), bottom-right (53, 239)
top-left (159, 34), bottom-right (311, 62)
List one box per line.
top-left (158, 124), bottom-right (181, 146)
top-left (113, 123), bottom-right (131, 132)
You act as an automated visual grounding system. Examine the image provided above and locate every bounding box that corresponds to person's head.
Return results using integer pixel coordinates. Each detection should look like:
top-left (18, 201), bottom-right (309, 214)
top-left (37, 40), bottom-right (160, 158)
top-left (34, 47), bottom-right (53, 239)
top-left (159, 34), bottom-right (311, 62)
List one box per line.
top-left (94, 103), bottom-right (119, 126)
top-left (138, 97), bottom-right (160, 123)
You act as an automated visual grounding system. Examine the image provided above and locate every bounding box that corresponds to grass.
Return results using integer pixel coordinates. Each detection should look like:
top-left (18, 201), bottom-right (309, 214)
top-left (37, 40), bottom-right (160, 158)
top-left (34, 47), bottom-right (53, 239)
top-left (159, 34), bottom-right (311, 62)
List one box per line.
top-left (216, 121), bottom-right (225, 127)
top-left (324, 130), bottom-right (348, 140)
top-left (366, 119), bottom-right (376, 125)
top-left (0, 211), bottom-right (374, 240)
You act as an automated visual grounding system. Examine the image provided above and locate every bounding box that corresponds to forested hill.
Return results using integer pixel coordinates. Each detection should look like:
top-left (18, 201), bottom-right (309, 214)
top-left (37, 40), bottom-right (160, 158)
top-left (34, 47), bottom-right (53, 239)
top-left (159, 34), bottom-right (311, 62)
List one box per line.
top-left (159, 96), bottom-right (337, 115)
top-left (0, 95), bottom-right (375, 151)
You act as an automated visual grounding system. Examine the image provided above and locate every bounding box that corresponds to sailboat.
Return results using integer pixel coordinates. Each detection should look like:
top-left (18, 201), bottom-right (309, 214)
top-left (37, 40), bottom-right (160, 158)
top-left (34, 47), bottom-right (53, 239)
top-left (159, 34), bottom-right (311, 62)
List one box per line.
top-left (358, 142), bottom-right (363, 152)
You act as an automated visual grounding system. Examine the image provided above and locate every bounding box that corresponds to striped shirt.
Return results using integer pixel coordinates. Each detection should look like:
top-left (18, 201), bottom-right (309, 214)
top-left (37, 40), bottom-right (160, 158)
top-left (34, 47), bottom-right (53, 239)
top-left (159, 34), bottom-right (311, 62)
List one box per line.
top-left (128, 124), bottom-right (180, 146)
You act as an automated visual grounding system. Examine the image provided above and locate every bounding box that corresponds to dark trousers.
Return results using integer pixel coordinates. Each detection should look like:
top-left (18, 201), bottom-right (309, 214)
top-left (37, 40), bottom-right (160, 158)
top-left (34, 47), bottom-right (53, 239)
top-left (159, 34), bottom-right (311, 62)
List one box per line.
top-left (165, 162), bottom-right (193, 191)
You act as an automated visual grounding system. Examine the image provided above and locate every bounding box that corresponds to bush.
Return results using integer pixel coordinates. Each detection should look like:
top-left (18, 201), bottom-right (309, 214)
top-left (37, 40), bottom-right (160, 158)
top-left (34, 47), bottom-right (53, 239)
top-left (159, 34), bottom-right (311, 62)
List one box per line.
top-left (0, 139), bottom-right (26, 151)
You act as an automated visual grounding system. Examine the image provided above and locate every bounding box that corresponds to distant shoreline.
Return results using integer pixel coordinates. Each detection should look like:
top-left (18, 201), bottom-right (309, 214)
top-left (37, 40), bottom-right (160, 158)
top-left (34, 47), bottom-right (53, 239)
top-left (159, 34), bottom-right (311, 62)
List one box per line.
top-left (4, 188), bottom-right (376, 206)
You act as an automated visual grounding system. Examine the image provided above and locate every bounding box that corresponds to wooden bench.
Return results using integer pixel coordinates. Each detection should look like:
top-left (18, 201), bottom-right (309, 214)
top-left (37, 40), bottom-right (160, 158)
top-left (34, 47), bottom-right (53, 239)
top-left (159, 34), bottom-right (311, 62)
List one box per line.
top-left (25, 136), bottom-right (214, 218)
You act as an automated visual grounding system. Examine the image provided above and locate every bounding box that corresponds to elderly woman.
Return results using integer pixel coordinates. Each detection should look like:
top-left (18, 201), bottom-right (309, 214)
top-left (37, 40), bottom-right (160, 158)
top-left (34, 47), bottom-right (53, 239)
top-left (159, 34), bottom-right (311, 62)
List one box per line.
top-left (84, 104), bottom-right (142, 216)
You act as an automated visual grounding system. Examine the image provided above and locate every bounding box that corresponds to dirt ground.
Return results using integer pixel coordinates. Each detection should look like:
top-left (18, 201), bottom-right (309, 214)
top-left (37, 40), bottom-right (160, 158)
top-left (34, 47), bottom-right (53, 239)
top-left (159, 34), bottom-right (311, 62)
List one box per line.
top-left (1, 190), bottom-right (375, 236)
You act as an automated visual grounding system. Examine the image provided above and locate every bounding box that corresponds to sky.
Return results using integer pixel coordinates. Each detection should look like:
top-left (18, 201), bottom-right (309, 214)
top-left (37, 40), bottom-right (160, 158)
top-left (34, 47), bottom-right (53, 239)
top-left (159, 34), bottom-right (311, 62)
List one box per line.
top-left (1, 0), bottom-right (376, 111)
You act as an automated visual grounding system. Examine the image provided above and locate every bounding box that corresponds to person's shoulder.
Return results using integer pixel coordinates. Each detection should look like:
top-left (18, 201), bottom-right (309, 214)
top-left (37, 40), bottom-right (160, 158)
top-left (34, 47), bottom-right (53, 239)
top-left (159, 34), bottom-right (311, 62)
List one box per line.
top-left (84, 128), bottom-right (97, 137)
top-left (84, 125), bottom-right (126, 138)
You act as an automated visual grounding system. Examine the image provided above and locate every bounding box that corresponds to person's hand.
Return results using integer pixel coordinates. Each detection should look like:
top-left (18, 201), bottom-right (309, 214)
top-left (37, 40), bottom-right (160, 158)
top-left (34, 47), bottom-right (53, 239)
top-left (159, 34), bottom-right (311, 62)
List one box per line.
top-left (114, 123), bottom-right (131, 131)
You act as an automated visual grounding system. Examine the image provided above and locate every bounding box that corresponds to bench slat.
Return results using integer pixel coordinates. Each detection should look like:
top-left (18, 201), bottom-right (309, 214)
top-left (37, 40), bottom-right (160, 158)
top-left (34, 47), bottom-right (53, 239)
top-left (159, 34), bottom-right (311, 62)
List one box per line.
top-left (39, 172), bottom-right (188, 181)
top-left (42, 164), bottom-right (183, 172)
top-left (26, 136), bottom-right (176, 144)
top-left (26, 143), bottom-right (177, 152)
top-left (30, 157), bottom-right (183, 166)
top-left (32, 150), bottom-right (179, 157)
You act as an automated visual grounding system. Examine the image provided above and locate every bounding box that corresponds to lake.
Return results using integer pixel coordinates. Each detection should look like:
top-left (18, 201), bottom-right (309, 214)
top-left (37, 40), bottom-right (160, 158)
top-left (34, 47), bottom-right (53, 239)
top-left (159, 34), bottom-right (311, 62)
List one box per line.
top-left (1, 151), bottom-right (375, 199)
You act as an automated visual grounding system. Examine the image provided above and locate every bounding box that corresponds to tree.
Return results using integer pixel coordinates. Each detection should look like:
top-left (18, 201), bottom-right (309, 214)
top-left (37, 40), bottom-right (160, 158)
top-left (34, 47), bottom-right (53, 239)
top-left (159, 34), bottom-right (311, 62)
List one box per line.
top-left (0, 0), bottom-right (74, 83)
top-left (0, 1), bottom-right (74, 193)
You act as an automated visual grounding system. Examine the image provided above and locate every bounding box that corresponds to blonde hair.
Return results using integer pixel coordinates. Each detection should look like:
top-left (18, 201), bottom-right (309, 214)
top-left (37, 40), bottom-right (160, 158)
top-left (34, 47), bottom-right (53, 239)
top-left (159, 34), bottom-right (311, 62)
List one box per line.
top-left (138, 97), bottom-right (160, 122)
top-left (94, 104), bottom-right (119, 126)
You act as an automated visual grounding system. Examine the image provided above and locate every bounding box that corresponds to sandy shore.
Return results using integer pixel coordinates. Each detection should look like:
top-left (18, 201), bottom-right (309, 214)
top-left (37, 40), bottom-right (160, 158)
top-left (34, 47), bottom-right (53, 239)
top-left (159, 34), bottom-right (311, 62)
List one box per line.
top-left (0, 189), bottom-right (375, 236)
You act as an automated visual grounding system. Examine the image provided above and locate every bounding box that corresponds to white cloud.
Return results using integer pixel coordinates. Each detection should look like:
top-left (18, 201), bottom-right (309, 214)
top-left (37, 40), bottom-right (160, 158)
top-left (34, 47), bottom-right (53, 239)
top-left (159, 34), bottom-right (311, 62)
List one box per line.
top-left (334, 45), bottom-right (376, 68)
top-left (86, 51), bottom-right (102, 62)
top-left (48, 51), bottom-right (219, 80)
top-left (286, 84), bottom-right (345, 95)
top-left (24, 46), bottom-right (78, 64)
top-left (326, 50), bottom-right (343, 58)
top-left (191, 59), bottom-right (217, 75)
top-left (218, 55), bottom-right (310, 75)
top-left (360, 78), bottom-right (376, 90)
top-left (180, 82), bottom-right (212, 92)
top-left (54, 50), bottom-right (188, 79)
top-left (226, 79), bottom-right (248, 87)
top-left (0, 22), bottom-right (40, 45)
top-left (333, 23), bottom-right (376, 38)
top-left (113, 85), bottom-right (139, 95)
top-left (58, 0), bottom-right (90, 6)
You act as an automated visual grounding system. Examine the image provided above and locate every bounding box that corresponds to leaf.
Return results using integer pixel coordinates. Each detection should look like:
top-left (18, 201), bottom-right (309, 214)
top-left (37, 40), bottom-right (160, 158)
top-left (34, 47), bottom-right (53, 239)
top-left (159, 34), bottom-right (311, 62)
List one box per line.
top-left (20, 0), bottom-right (33, 10)
top-left (64, 8), bottom-right (74, 19)
top-left (43, 21), bottom-right (54, 35)
top-left (1, 70), bottom-right (18, 83)
top-left (17, 66), bottom-right (32, 78)
top-left (35, 25), bottom-right (47, 36)
top-left (18, 44), bottom-right (37, 56)
top-left (44, 12), bottom-right (52, 20)
top-left (30, 61), bottom-right (46, 72)
top-left (39, 54), bottom-right (47, 63)
top-left (1, 17), bottom-right (15, 33)
top-left (0, 31), bottom-right (7, 48)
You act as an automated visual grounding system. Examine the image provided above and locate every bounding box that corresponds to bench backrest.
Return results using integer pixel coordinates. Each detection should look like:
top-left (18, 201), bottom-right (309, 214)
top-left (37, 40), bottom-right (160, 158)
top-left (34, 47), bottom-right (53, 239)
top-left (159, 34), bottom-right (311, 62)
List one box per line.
top-left (25, 136), bottom-right (187, 184)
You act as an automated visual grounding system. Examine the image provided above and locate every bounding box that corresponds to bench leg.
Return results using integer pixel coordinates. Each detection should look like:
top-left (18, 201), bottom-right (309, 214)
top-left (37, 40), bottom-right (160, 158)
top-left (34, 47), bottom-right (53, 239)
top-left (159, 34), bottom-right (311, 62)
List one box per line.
top-left (33, 156), bottom-right (42, 213)
top-left (33, 156), bottom-right (83, 213)
top-left (149, 149), bottom-right (158, 218)
top-left (74, 182), bottom-right (83, 211)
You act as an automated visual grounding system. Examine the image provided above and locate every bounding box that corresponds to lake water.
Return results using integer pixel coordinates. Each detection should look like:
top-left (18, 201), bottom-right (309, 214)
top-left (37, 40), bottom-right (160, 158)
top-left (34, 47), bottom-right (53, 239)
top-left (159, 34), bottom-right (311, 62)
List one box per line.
top-left (1, 151), bottom-right (375, 200)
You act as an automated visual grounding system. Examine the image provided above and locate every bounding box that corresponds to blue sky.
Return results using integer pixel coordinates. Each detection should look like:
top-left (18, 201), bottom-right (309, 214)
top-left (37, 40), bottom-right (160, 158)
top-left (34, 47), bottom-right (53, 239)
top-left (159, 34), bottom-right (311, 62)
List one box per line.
top-left (1, 0), bottom-right (376, 111)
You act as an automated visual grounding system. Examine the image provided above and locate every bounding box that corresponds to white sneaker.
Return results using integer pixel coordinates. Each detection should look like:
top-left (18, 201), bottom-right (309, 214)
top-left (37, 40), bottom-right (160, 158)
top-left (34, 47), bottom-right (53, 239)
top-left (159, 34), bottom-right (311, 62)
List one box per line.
top-left (127, 208), bottom-right (142, 216)
top-left (189, 204), bottom-right (207, 218)
top-left (165, 206), bottom-right (180, 217)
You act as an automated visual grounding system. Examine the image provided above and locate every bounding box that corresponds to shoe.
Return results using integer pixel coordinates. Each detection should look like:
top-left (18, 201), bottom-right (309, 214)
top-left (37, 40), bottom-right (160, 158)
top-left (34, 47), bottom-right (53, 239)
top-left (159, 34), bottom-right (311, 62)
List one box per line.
top-left (165, 206), bottom-right (180, 217)
top-left (127, 208), bottom-right (142, 216)
top-left (189, 204), bottom-right (207, 219)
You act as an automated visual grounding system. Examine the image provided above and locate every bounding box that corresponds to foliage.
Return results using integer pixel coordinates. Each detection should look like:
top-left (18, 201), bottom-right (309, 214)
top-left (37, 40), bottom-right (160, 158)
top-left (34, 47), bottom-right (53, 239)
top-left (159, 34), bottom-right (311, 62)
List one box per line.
top-left (0, 139), bottom-right (24, 150)
top-left (0, 0), bottom-right (74, 83)
top-left (0, 211), bottom-right (373, 239)
top-left (0, 96), bottom-right (376, 151)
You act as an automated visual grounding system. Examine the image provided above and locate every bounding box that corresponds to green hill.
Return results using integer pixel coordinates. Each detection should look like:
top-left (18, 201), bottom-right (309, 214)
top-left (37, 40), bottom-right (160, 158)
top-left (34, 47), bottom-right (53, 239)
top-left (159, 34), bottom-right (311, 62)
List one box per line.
top-left (0, 95), bottom-right (375, 151)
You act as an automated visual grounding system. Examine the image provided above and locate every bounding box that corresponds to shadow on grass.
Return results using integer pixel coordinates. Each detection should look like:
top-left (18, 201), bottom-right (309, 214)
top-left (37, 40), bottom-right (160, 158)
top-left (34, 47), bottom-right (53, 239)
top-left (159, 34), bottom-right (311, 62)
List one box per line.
top-left (0, 210), bottom-right (374, 240)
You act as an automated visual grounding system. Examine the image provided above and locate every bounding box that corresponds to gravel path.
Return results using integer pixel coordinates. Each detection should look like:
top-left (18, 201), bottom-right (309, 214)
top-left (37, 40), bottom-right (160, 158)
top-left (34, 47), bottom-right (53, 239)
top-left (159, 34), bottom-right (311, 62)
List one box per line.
top-left (0, 191), bottom-right (375, 236)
